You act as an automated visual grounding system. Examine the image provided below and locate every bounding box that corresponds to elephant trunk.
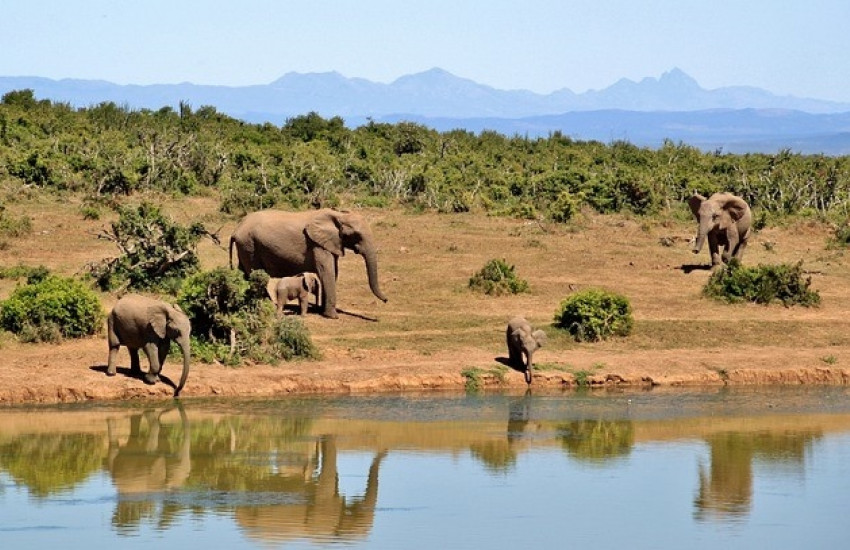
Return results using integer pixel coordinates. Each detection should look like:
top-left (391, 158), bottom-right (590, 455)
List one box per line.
top-left (693, 220), bottom-right (710, 254)
top-left (363, 248), bottom-right (388, 303)
top-left (174, 338), bottom-right (190, 397)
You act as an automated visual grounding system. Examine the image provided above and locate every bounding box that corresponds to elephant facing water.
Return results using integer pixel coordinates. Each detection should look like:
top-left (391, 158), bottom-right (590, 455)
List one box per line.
top-left (107, 294), bottom-right (191, 396)
top-left (230, 209), bottom-right (387, 319)
top-left (506, 316), bottom-right (547, 384)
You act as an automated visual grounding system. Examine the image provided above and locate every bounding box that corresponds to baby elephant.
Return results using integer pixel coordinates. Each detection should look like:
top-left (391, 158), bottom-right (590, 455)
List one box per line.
top-left (506, 316), bottom-right (547, 384)
top-left (107, 294), bottom-right (191, 397)
top-left (270, 272), bottom-right (322, 315)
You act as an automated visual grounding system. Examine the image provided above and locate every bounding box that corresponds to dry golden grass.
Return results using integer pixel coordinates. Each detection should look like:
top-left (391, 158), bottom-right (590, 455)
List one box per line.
top-left (2, 191), bottom-right (850, 403)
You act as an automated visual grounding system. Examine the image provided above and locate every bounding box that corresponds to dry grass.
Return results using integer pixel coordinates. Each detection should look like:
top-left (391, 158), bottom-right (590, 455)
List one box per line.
top-left (1, 192), bottom-right (849, 378)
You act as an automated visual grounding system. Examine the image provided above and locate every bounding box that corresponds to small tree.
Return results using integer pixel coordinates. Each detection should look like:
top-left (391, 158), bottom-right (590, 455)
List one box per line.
top-left (469, 259), bottom-right (529, 296)
top-left (90, 202), bottom-right (203, 292)
top-left (0, 275), bottom-right (103, 342)
top-left (554, 288), bottom-right (634, 342)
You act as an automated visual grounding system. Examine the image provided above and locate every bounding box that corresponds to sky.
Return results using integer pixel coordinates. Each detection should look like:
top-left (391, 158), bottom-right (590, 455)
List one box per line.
top-left (3, 0), bottom-right (850, 102)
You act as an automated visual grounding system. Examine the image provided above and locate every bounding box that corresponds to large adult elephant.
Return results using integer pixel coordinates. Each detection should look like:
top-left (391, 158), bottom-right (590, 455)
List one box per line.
top-left (688, 192), bottom-right (752, 267)
top-left (230, 209), bottom-right (388, 319)
top-left (107, 294), bottom-right (191, 396)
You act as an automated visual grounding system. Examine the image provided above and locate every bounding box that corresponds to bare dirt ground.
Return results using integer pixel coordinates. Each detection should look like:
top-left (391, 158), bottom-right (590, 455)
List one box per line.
top-left (1, 195), bottom-right (849, 405)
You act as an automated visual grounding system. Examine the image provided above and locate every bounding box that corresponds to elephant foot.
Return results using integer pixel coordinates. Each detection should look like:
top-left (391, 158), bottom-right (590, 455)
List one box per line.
top-left (322, 308), bottom-right (339, 319)
top-left (106, 368), bottom-right (116, 377)
top-left (144, 373), bottom-right (160, 385)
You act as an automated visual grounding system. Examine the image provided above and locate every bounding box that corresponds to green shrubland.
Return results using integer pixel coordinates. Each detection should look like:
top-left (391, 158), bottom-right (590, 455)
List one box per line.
top-left (2, 90), bottom-right (850, 224)
top-left (702, 259), bottom-right (821, 306)
top-left (553, 289), bottom-right (634, 342)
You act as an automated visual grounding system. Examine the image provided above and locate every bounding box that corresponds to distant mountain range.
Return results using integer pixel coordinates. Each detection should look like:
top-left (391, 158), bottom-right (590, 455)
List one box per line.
top-left (3, 68), bottom-right (850, 154)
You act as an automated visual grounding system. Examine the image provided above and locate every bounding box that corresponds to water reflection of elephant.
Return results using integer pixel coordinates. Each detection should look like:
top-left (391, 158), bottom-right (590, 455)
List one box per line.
top-left (105, 406), bottom-right (191, 531)
top-left (471, 394), bottom-right (533, 472)
top-left (694, 430), bottom-right (820, 522)
top-left (235, 436), bottom-right (386, 544)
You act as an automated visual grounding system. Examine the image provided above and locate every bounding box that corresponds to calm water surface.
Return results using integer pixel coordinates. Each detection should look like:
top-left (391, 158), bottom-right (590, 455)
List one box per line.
top-left (2, 387), bottom-right (850, 549)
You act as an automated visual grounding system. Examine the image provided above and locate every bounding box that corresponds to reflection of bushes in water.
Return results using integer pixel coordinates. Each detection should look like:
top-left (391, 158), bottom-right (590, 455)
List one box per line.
top-left (558, 420), bottom-right (634, 462)
top-left (694, 430), bottom-right (821, 522)
top-left (186, 416), bottom-right (315, 492)
top-left (0, 433), bottom-right (104, 497)
top-left (470, 440), bottom-right (517, 473)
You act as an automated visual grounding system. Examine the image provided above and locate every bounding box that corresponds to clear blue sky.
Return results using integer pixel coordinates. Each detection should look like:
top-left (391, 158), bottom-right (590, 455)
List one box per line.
top-left (3, 0), bottom-right (849, 102)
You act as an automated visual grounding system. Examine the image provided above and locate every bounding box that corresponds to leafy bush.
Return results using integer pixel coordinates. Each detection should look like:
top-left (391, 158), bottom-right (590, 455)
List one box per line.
top-left (89, 202), bottom-right (203, 292)
top-left (553, 288), bottom-right (634, 342)
top-left (0, 264), bottom-right (50, 283)
top-left (178, 267), bottom-right (318, 364)
top-left (702, 259), bottom-right (820, 306)
top-left (468, 259), bottom-right (529, 295)
top-left (0, 275), bottom-right (103, 342)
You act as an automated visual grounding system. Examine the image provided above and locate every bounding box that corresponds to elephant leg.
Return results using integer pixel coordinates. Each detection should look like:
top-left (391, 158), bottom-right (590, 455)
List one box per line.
top-left (733, 238), bottom-right (748, 261)
top-left (315, 260), bottom-right (338, 319)
top-left (142, 343), bottom-right (161, 385)
top-left (128, 348), bottom-right (142, 374)
top-left (158, 342), bottom-right (169, 373)
top-left (298, 291), bottom-right (309, 315)
top-left (107, 345), bottom-right (120, 376)
top-left (707, 233), bottom-right (722, 266)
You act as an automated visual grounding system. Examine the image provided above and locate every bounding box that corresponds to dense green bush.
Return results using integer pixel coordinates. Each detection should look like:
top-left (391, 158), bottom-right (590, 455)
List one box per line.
top-left (178, 267), bottom-right (318, 364)
top-left (702, 259), bottom-right (820, 306)
top-left (89, 202), bottom-right (203, 292)
top-left (468, 259), bottom-right (529, 295)
top-left (0, 275), bottom-right (103, 342)
top-left (553, 288), bottom-right (634, 342)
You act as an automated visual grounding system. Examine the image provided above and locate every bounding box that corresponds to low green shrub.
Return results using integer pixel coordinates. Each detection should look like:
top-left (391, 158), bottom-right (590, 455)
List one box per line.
top-left (0, 275), bottom-right (103, 341)
top-left (553, 288), bottom-right (634, 342)
top-left (468, 259), bottom-right (529, 295)
top-left (178, 267), bottom-right (318, 364)
top-left (0, 205), bottom-right (32, 238)
top-left (0, 264), bottom-right (50, 283)
top-left (702, 259), bottom-right (820, 306)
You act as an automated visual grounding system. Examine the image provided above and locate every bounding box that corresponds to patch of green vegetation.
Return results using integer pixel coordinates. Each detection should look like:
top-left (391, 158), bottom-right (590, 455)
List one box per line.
top-left (702, 259), bottom-right (820, 307)
top-left (821, 355), bottom-right (838, 365)
top-left (553, 288), bottom-right (634, 342)
top-left (468, 258), bottom-right (529, 296)
top-left (460, 364), bottom-right (510, 393)
top-left (178, 267), bottom-right (318, 365)
top-left (0, 275), bottom-right (103, 342)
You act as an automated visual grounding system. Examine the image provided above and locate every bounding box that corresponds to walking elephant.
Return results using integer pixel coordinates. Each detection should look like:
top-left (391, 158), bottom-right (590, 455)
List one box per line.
top-left (687, 192), bottom-right (752, 267)
top-left (107, 294), bottom-right (191, 396)
top-left (506, 316), bottom-right (547, 384)
top-left (268, 272), bottom-right (323, 315)
top-left (230, 208), bottom-right (388, 319)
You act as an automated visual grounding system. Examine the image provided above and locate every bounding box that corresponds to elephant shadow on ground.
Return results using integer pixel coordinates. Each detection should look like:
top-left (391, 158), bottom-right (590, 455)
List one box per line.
top-left (90, 365), bottom-right (180, 392)
top-left (680, 263), bottom-right (712, 274)
top-left (495, 356), bottom-right (526, 376)
top-left (335, 308), bottom-right (379, 322)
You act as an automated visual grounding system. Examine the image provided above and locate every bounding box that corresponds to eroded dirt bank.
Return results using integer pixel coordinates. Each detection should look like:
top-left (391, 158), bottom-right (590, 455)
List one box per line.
top-left (1, 337), bottom-right (848, 406)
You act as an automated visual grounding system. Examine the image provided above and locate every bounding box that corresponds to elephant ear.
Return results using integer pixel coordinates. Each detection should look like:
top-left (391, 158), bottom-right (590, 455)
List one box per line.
top-left (305, 214), bottom-right (343, 256)
top-left (687, 194), bottom-right (706, 221)
top-left (149, 311), bottom-right (168, 340)
top-left (721, 195), bottom-right (749, 221)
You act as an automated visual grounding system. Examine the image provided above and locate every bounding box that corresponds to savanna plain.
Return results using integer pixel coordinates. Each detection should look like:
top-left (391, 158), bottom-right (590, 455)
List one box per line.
top-left (1, 193), bottom-right (849, 405)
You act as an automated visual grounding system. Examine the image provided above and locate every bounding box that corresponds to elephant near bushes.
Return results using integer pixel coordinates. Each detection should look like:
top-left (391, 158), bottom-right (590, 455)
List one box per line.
top-left (268, 272), bottom-right (323, 315)
top-left (107, 294), bottom-right (191, 396)
top-left (230, 208), bottom-right (388, 319)
top-left (688, 192), bottom-right (752, 267)
top-left (506, 316), bottom-right (547, 384)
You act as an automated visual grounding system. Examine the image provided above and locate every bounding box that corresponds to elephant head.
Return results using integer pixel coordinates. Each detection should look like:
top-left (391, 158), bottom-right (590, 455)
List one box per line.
top-left (151, 303), bottom-right (191, 396)
top-left (305, 210), bottom-right (388, 305)
top-left (687, 192), bottom-right (752, 266)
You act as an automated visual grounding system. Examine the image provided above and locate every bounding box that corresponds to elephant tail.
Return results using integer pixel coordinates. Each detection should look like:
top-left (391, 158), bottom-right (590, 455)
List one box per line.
top-left (228, 235), bottom-right (235, 270)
